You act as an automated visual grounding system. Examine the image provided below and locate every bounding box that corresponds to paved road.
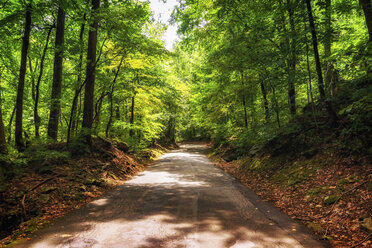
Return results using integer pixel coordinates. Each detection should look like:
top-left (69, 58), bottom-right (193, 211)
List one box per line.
top-left (15, 144), bottom-right (324, 248)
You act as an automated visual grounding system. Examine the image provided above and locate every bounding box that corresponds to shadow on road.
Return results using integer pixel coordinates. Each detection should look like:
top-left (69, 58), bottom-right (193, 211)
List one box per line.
top-left (16, 144), bottom-right (323, 248)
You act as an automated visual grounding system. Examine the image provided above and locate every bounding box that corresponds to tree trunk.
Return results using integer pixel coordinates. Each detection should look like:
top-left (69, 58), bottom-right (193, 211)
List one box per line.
top-left (306, 0), bottom-right (326, 101)
top-left (360, 0), bottom-right (372, 42)
top-left (0, 98), bottom-right (7, 154)
top-left (67, 15), bottom-right (86, 143)
top-left (34, 24), bottom-right (54, 137)
top-left (129, 95), bottom-right (135, 137)
top-left (240, 71), bottom-right (248, 128)
top-left (306, 0), bottom-right (338, 124)
top-left (82, 0), bottom-right (100, 144)
top-left (105, 57), bottom-right (123, 137)
top-left (48, 7), bottom-right (65, 140)
top-left (260, 81), bottom-right (269, 122)
top-left (28, 57), bottom-right (36, 103)
top-left (360, 0), bottom-right (372, 78)
top-left (287, 0), bottom-right (296, 116)
top-left (304, 22), bottom-right (314, 103)
top-left (93, 91), bottom-right (106, 128)
top-left (15, 4), bottom-right (32, 150)
top-left (242, 96), bottom-right (248, 128)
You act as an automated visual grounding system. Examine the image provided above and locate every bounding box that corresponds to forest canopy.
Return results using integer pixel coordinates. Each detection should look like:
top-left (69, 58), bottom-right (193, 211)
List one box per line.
top-left (0, 0), bottom-right (371, 156)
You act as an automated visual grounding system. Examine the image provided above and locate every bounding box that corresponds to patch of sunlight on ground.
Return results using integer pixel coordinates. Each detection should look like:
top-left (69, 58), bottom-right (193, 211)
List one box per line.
top-left (128, 171), bottom-right (208, 187)
top-left (91, 198), bottom-right (109, 207)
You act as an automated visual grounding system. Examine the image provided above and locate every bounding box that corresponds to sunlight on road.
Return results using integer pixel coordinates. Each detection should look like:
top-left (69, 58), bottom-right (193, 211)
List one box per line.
top-left (128, 171), bottom-right (208, 186)
top-left (16, 144), bottom-right (322, 248)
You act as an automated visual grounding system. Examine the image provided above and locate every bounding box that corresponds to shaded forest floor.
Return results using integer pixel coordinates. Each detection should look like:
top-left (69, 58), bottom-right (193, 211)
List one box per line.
top-left (0, 138), bottom-right (174, 247)
top-left (211, 144), bottom-right (371, 248)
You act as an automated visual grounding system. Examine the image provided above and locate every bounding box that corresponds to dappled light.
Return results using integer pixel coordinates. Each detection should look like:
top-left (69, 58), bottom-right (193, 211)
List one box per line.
top-left (1, 0), bottom-right (370, 246)
top-left (14, 144), bottom-right (322, 248)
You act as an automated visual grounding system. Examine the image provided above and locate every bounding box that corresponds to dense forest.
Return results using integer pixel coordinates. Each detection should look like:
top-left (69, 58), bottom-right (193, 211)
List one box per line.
top-left (0, 0), bottom-right (371, 247)
top-left (0, 0), bottom-right (371, 154)
top-left (172, 0), bottom-right (371, 151)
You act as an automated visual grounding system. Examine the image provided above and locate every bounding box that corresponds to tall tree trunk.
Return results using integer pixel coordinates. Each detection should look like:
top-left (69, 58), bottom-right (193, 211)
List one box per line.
top-left (82, 0), bottom-right (100, 144)
top-left (48, 7), bottom-right (65, 140)
top-left (28, 57), bottom-right (36, 102)
top-left (305, 22), bottom-right (314, 103)
top-left (129, 95), bottom-right (135, 137)
top-left (360, 0), bottom-right (372, 78)
top-left (0, 97), bottom-right (7, 154)
top-left (306, 0), bottom-right (326, 101)
top-left (306, 0), bottom-right (338, 124)
top-left (260, 81), bottom-right (269, 122)
top-left (287, 0), bottom-right (296, 116)
top-left (34, 24), bottom-right (54, 137)
top-left (67, 15), bottom-right (86, 143)
top-left (105, 57), bottom-right (123, 137)
top-left (242, 96), bottom-right (248, 128)
top-left (93, 91), bottom-right (106, 128)
top-left (15, 4), bottom-right (32, 150)
top-left (360, 0), bottom-right (372, 42)
top-left (240, 71), bottom-right (248, 128)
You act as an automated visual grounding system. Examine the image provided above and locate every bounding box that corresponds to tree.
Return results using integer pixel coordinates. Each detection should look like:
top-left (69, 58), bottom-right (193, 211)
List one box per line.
top-left (0, 98), bottom-right (6, 154)
top-left (286, 0), bottom-right (297, 116)
top-left (15, 3), bottom-right (32, 150)
top-left (306, 0), bottom-right (338, 124)
top-left (82, 0), bottom-right (100, 143)
top-left (48, 6), bottom-right (65, 140)
top-left (34, 24), bottom-right (54, 137)
top-left (360, 0), bottom-right (372, 42)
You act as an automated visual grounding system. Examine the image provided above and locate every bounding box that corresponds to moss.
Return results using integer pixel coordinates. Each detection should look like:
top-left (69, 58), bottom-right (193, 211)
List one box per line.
top-left (323, 195), bottom-right (339, 205)
top-left (337, 178), bottom-right (351, 185)
top-left (308, 187), bottom-right (324, 196)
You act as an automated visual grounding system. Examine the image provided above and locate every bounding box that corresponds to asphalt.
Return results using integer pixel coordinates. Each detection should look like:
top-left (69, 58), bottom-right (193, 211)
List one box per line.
top-left (14, 144), bottom-right (325, 248)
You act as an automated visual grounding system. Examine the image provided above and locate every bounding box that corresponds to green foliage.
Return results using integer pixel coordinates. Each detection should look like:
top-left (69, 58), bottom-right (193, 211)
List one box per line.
top-left (323, 195), bottom-right (340, 205)
top-left (68, 129), bottom-right (95, 156)
top-left (0, 0), bottom-right (370, 167)
top-left (339, 93), bottom-right (372, 134)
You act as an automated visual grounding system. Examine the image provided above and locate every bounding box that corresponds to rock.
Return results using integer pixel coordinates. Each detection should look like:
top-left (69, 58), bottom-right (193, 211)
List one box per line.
top-left (307, 222), bottom-right (325, 234)
top-left (323, 195), bottom-right (339, 205)
top-left (361, 218), bottom-right (372, 233)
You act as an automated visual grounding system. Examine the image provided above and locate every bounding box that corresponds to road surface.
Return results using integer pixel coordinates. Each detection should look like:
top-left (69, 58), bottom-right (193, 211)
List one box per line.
top-left (15, 144), bottom-right (324, 248)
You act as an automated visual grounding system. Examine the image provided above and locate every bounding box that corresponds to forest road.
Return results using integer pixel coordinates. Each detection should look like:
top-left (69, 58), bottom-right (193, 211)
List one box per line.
top-left (15, 143), bottom-right (325, 248)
